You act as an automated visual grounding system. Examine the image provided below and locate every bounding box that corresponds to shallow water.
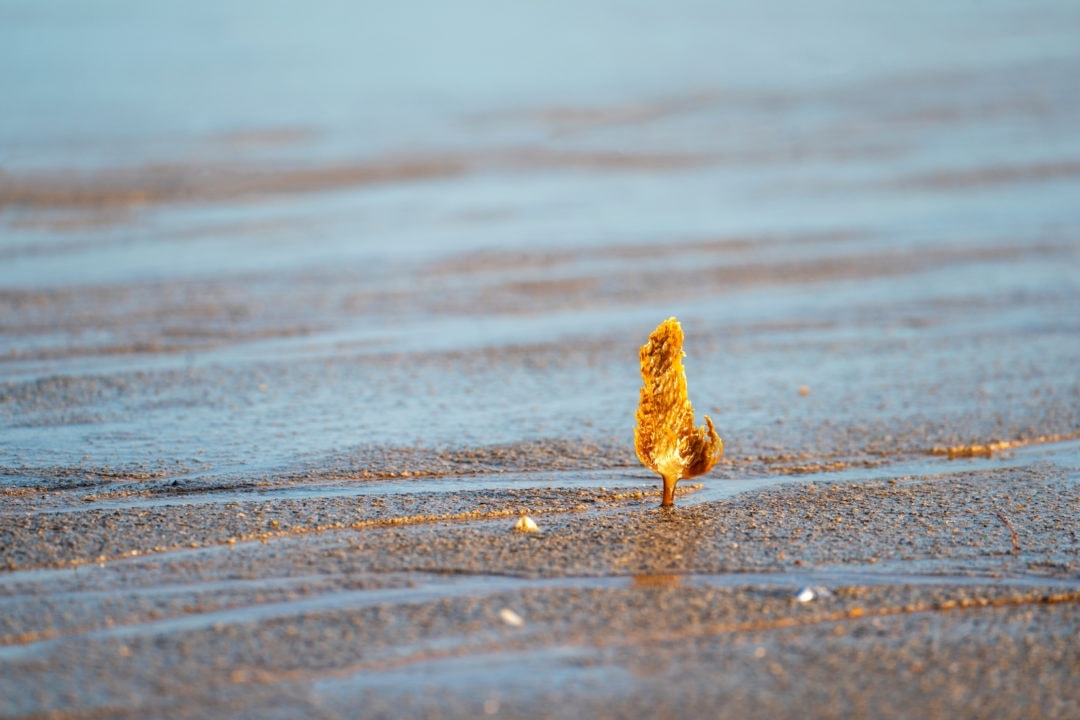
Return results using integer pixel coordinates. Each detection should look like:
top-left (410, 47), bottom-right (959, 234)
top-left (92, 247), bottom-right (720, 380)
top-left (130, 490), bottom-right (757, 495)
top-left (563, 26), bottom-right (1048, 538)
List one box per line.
top-left (2, 1), bottom-right (1079, 496)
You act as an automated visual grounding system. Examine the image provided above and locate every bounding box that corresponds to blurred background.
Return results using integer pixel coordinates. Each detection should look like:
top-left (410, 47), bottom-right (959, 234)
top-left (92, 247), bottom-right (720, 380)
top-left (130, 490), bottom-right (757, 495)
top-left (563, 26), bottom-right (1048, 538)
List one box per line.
top-left (1, 0), bottom-right (1079, 482)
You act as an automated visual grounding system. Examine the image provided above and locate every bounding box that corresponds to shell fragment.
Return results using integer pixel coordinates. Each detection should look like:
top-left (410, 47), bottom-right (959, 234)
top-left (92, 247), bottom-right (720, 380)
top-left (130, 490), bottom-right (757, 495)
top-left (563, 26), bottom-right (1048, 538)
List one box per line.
top-left (512, 515), bottom-right (540, 533)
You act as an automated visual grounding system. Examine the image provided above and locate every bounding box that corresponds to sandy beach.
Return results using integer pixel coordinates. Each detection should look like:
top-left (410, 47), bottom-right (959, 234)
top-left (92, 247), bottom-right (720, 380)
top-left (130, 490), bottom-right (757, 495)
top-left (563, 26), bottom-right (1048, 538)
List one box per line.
top-left (3, 1), bottom-right (1080, 717)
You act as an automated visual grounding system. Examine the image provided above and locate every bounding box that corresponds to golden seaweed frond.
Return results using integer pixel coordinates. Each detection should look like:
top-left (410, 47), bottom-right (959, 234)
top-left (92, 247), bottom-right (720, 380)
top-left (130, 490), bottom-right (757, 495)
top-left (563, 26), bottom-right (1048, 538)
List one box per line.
top-left (634, 317), bottom-right (723, 507)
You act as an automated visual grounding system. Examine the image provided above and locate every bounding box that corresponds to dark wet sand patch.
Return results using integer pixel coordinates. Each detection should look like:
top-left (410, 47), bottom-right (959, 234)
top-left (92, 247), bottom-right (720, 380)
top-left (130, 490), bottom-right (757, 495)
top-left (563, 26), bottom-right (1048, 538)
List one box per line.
top-left (326, 464), bottom-right (1080, 579)
top-left (0, 485), bottom-right (675, 572)
top-left (1, 457), bottom-right (1079, 718)
top-left (4, 572), bottom-right (1077, 718)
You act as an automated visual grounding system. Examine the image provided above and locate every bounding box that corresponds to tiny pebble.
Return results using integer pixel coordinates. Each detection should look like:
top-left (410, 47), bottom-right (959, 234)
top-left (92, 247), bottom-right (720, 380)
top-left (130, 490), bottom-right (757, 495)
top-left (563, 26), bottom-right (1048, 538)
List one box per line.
top-left (499, 608), bottom-right (524, 627)
top-left (512, 516), bottom-right (539, 533)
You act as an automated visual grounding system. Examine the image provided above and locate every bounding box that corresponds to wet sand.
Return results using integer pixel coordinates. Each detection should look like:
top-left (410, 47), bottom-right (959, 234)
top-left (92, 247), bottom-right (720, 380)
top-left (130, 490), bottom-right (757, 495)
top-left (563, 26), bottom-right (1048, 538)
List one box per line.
top-left (4, 2), bottom-right (1080, 718)
top-left (7, 283), bottom-right (1078, 720)
top-left (2, 448), bottom-right (1079, 718)
top-left (2, 265), bottom-right (1078, 720)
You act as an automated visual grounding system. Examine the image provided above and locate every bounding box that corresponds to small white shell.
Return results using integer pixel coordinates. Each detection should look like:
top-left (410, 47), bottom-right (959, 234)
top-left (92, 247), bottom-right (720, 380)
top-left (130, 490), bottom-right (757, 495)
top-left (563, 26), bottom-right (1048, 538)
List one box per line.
top-left (512, 515), bottom-right (539, 533)
top-left (795, 585), bottom-right (831, 602)
top-left (499, 608), bottom-right (525, 627)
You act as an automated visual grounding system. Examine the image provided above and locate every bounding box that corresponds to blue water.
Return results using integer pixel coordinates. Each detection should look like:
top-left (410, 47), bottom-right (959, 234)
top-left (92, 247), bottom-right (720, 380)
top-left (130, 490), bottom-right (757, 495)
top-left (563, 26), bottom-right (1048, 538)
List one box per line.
top-left (1, 1), bottom-right (1079, 481)
top-left (3, 0), bottom-right (1078, 168)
